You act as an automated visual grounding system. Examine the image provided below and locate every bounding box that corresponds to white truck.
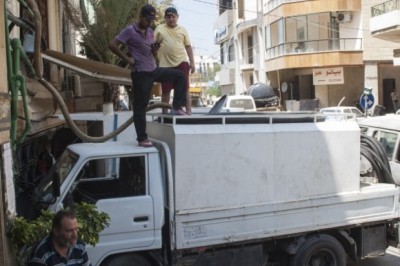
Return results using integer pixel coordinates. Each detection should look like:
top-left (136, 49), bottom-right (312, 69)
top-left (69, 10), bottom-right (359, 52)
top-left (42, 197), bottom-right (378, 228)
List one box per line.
top-left (34, 113), bottom-right (400, 266)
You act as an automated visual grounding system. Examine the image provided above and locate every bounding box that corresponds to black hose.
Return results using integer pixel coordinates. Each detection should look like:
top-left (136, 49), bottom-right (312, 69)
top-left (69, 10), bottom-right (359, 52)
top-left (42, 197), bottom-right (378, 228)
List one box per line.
top-left (360, 134), bottom-right (394, 184)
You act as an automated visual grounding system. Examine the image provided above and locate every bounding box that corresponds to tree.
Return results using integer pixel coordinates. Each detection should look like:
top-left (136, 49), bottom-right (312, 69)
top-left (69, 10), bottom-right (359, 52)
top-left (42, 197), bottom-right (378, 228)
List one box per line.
top-left (61, 0), bottom-right (173, 103)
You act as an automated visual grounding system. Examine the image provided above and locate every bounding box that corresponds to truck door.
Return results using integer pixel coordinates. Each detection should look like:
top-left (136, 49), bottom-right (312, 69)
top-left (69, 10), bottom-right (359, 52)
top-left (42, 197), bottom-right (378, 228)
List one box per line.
top-left (371, 129), bottom-right (400, 185)
top-left (62, 155), bottom-right (156, 251)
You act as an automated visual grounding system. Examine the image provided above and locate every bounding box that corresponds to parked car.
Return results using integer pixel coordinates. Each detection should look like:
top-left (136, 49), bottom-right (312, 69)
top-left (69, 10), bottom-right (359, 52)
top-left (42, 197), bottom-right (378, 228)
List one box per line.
top-left (358, 115), bottom-right (400, 185)
top-left (320, 106), bottom-right (365, 122)
top-left (223, 95), bottom-right (257, 112)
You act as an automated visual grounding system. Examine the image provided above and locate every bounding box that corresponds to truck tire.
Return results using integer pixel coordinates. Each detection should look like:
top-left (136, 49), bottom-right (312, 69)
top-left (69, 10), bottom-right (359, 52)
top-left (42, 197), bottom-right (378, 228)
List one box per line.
top-left (290, 234), bottom-right (346, 266)
top-left (101, 254), bottom-right (152, 266)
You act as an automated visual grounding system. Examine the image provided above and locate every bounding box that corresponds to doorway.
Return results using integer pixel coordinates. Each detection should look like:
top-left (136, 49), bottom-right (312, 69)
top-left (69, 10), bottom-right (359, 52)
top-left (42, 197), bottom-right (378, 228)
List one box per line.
top-left (383, 79), bottom-right (396, 113)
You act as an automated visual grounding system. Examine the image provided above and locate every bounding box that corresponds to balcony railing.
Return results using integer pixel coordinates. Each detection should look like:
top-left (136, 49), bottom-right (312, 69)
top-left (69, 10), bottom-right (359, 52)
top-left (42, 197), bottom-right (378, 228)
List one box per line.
top-left (371, 0), bottom-right (400, 17)
top-left (266, 38), bottom-right (362, 60)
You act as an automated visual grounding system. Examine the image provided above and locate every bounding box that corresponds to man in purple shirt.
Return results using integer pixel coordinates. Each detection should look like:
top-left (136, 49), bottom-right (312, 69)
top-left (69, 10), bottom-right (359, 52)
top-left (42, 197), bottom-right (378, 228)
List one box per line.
top-left (109, 4), bottom-right (187, 147)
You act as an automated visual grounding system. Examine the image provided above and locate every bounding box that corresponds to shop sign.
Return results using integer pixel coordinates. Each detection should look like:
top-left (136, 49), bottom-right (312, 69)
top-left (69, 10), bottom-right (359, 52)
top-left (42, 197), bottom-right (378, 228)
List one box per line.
top-left (313, 67), bottom-right (344, 85)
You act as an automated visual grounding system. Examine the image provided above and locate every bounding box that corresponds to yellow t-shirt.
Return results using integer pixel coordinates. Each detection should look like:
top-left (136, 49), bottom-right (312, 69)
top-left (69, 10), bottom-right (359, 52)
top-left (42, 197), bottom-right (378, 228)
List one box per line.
top-left (154, 24), bottom-right (191, 67)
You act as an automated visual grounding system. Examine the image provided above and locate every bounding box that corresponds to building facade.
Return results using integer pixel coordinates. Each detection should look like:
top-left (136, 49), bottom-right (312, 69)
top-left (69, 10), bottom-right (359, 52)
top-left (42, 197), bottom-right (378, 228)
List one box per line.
top-left (215, 0), bottom-right (400, 112)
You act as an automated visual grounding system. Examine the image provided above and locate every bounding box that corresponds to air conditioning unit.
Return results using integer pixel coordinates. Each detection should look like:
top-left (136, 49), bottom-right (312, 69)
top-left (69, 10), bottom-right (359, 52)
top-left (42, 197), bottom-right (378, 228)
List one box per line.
top-left (337, 11), bottom-right (352, 23)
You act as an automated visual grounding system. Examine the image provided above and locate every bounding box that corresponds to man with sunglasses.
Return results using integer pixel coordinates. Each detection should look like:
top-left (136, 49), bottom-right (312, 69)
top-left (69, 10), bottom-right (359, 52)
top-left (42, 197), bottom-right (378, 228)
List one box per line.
top-left (109, 4), bottom-right (187, 148)
top-left (155, 7), bottom-right (195, 115)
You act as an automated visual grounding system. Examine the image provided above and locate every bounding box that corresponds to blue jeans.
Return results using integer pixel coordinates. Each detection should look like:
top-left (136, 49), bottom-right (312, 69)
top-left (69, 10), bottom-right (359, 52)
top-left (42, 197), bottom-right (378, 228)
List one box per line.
top-left (131, 67), bottom-right (186, 142)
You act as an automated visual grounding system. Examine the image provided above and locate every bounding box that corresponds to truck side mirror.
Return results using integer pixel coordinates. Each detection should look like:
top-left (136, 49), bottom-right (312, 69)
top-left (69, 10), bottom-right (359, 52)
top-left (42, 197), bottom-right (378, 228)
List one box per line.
top-left (52, 172), bottom-right (60, 197)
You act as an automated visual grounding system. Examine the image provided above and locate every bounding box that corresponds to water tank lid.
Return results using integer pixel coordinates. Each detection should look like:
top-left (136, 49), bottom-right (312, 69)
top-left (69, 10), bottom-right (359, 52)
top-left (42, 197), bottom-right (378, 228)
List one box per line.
top-left (248, 83), bottom-right (275, 99)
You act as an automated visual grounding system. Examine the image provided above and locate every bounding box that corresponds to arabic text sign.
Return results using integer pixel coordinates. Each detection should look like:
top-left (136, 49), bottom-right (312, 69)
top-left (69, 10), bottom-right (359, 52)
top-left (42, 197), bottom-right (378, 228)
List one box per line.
top-left (313, 67), bottom-right (344, 85)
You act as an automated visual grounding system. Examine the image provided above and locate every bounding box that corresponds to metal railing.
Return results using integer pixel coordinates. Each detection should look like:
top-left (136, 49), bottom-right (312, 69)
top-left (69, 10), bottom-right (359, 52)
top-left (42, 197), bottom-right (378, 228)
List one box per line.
top-left (266, 38), bottom-right (362, 59)
top-left (371, 0), bottom-right (400, 17)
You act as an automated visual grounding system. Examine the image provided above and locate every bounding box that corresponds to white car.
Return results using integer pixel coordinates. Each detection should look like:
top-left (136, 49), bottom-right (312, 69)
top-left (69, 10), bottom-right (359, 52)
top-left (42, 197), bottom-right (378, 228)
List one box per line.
top-left (320, 106), bottom-right (365, 122)
top-left (223, 95), bottom-right (257, 113)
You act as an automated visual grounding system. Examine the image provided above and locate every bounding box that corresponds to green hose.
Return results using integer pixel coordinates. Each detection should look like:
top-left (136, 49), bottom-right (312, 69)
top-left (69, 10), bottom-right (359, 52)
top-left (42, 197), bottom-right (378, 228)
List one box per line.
top-left (8, 27), bottom-right (32, 148)
top-left (5, 5), bottom-right (17, 149)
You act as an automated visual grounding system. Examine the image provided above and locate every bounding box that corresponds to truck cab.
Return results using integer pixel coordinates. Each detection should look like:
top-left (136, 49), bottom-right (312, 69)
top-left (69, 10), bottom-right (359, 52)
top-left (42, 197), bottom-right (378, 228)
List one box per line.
top-left (34, 141), bottom-right (167, 265)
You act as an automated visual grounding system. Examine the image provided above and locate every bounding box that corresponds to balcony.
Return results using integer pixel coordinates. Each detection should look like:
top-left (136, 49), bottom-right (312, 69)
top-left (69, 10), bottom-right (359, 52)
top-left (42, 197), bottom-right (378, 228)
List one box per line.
top-left (237, 18), bottom-right (258, 34)
top-left (214, 9), bottom-right (234, 44)
top-left (370, 0), bottom-right (400, 42)
top-left (218, 68), bottom-right (235, 85)
top-left (266, 38), bottom-right (362, 60)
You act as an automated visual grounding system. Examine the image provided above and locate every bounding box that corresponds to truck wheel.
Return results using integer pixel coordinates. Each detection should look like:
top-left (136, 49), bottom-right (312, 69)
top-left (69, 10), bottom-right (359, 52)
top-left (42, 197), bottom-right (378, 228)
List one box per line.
top-left (290, 234), bottom-right (346, 266)
top-left (102, 254), bottom-right (152, 266)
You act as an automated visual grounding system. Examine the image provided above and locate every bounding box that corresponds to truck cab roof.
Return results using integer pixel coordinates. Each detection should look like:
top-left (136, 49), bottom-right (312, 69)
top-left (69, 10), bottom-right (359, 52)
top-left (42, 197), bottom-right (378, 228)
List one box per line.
top-left (67, 141), bottom-right (158, 157)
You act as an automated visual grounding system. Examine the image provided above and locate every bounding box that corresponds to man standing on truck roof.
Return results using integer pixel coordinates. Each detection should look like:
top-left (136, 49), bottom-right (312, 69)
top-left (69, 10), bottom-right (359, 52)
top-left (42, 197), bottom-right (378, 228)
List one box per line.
top-left (154, 7), bottom-right (195, 115)
top-left (27, 209), bottom-right (91, 266)
top-left (108, 4), bottom-right (188, 148)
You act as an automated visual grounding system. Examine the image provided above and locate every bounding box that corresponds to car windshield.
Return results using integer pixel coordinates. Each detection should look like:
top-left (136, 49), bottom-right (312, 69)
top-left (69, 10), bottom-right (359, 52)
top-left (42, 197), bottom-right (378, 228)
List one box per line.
top-left (35, 149), bottom-right (79, 204)
top-left (372, 130), bottom-right (398, 160)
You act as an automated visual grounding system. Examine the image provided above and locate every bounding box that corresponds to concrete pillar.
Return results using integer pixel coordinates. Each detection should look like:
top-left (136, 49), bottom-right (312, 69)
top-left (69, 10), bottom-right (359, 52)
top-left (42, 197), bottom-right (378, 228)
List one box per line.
top-left (257, 0), bottom-right (266, 84)
top-left (47, 0), bottom-right (61, 85)
top-left (315, 85), bottom-right (329, 108)
top-left (364, 62), bottom-right (379, 108)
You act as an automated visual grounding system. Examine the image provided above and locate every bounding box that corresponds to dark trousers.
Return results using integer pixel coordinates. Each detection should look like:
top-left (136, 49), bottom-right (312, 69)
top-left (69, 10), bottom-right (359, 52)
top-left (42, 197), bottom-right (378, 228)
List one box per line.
top-left (131, 67), bottom-right (187, 141)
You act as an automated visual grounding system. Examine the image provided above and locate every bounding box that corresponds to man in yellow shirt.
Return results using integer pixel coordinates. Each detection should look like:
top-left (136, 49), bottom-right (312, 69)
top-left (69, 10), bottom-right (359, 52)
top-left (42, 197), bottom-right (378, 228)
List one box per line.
top-left (155, 7), bottom-right (195, 115)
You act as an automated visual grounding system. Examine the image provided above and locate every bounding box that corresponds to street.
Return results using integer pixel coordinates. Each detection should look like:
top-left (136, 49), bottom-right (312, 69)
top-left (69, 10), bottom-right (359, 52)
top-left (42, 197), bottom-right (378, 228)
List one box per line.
top-left (348, 247), bottom-right (400, 265)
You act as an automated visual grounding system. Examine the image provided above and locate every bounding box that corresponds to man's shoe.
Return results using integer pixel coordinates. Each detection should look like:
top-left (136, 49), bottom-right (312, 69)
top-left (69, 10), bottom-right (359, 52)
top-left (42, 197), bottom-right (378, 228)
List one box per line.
top-left (138, 139), bottom-right (153, 147)
top-left (170, 108), bottom-right (188, 115)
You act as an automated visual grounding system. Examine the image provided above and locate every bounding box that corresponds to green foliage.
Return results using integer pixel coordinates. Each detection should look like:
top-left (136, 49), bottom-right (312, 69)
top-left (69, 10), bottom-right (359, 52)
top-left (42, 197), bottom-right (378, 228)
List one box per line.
top-left (8, 203), bottom-right (110, 265)
top-left (74, 202), bottom-right (110, 246)
top-left (78, 0), bottom-right (147, 65)
top-left (8, 210), bottom-right (53, 254)
top-left (206, 86), bottom-right (221, 97)
top-left (63, 0), bottom-right (174, 65)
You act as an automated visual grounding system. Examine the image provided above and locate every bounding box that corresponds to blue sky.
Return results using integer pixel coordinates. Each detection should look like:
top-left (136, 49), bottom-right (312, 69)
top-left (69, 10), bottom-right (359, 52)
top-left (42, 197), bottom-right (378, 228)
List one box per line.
top-left (170, 0), bottom-right (219, 58)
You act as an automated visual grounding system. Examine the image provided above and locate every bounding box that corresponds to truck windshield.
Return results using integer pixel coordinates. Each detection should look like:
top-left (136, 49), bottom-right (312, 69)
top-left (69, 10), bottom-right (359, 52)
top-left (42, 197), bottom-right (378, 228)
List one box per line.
top-left (35, 149), bottom-right (79, 204)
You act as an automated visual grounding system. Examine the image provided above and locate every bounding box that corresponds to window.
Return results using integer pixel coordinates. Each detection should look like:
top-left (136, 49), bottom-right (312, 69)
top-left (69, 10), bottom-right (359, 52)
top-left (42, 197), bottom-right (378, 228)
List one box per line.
top-left (229, 99), bottom-right (254, 110)
top-left (247, 35), bottom-right (253, 64)
top-left (267, 12), bottom-right (338, 57)
top-left (219, 0), bottom-right (233, 14)
top-left (63, 155), bottom-right (146, 207)
top-left (228, 42), bottom-right (235, 61)
top-left (372, 131), bottom-right (398, 161)
top-left (270, 19), bottom-right (284, 47)
top-left (220, 45), bottom-right (225, 65)
top-left (238, 0), bottom-right (244, 19)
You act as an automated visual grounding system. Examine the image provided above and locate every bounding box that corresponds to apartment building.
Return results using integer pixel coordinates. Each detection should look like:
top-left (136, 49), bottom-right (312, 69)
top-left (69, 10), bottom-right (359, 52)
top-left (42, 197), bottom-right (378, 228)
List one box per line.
top-left (370, 0), bottom-right (400, 113)
top-left (215, 0), bottom-right (400, 111)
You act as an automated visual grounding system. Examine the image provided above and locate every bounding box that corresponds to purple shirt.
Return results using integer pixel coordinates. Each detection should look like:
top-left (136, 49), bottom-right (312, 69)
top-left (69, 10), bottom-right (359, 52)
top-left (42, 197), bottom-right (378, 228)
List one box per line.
top-left (116, 23), bottom-right (157, 72)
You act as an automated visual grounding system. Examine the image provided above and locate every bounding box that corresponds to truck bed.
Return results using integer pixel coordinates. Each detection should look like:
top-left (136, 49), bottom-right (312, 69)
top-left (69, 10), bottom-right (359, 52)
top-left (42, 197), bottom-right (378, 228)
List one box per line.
top-left (147, 113), bottom-right (399, 250)
top-left (174, 183), bottom-right (399, 249)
